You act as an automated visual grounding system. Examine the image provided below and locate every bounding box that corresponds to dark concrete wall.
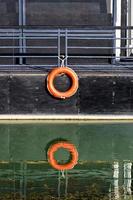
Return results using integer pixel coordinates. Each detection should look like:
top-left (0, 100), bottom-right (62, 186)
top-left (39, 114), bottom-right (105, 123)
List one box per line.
top-left (26, 0), bottom-right (110, 26)
top-left (0, 70), bottom-right (133, 115)
top-left (0, 0), bottom-right (110, 26)
top-left (0, 0), bottom-right (18, 25)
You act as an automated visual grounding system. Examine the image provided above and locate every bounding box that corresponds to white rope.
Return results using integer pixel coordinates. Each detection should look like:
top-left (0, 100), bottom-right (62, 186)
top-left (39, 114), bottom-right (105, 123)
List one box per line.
top-left (58, 56), bottom-right (68, 67)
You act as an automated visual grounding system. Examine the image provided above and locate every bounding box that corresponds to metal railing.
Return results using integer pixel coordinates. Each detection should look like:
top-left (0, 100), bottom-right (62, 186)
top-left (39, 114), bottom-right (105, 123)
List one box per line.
top-left (0, 26), bottom-right (132, 70)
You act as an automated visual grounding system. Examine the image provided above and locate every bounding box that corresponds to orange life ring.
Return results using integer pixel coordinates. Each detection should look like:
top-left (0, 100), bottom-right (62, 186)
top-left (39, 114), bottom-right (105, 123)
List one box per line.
top-left (47, 141), bottom-right (78, 170)
top-left (47, 67), bottom-right (78, 99)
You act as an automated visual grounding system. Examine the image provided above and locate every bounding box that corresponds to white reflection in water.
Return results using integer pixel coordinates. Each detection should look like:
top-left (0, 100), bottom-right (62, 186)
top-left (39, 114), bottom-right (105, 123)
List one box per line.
top-left (124, 162), bottom-right (132, 198)
top-left (113, 162), bottom-right (119, 200)
top-left (58, 170), bottom-right (68, 199)
top-left (0, 161), bottom-right (133, 199)
top-left (112, 162), bottom-right (132, 200)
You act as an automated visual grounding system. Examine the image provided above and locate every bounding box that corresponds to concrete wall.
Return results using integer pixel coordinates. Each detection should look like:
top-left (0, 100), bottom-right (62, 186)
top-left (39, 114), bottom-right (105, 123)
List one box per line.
top-left (0, 0), bottom-right (109, 26)
top-left (26, 0), bottom-right (108, 26)
top-left (0, 0), bottom-right (18, 25)
top-left (0, 70), bottom-right (133, 115)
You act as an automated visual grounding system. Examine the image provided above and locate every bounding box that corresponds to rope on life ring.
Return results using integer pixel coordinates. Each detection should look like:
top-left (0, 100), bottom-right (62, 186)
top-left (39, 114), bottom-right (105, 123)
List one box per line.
top-left (47, 141), bottom-right (78, 171)
top-left (47, 67), bottom-right (78, 99)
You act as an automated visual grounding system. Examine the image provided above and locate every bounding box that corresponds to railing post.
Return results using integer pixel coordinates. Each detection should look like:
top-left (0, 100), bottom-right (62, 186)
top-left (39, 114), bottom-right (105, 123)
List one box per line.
top-left (65, 29), bottom-right (68, 66)
top-left (18, 0), bottom-right (26, 65)
top-left (121, 0), bottom-right (128, 58)
top-left (18, 0), bottom-right (23, 64)
top-left (131, 0), bottom-right (133, 54)
top-left (113, 0), bottom-right (121, 62)
top-left (22, 0), bottom-right (26, 58)
top-left (58, 29), bottom-right (61, 67)
top-left (127, 0), bottom-right (133, 56)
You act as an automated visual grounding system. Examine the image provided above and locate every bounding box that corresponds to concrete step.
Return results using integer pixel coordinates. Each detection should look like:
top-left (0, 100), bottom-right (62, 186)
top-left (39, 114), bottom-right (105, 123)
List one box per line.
top-left (27, 12), bottom-right (112, 26)
top-left (0, 0), bottom-right (108, 26)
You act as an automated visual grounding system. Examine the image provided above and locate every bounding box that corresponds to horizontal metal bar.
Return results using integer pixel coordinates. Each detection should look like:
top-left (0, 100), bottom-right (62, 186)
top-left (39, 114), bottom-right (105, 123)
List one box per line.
top-left (23, 29), bottom-right (115, 33)
top-left (0, 46), bottom-right (57, 49)
top-left (0, 63), bottom-right (133, 68)
top-left (0, 55), bottom-right (58, 58)
top-left (68, 37), bottom-right (133, 40)
top-left (0, 32), bottom-right (115, 36)
top-left (0, 64), bottom-right (56, 67)
top-left (69, 55), bottom-right (129, 58)
top-left (0, 24), bottom-right (131, 28)
top-left (67, 33), bottom-right (114, 36)
top-left (0, 55), bottom-right (132, 59)
top-left (0, 30), bottom-right (115, 33)
top-left (68, 46), bottom-right (133, 49)
top-left (24, 34), bottom-right (59, 37)
top-left (0, 29), bottom-right (20, 32)
top-left (2, 36), bottom-right (113, 39)
top-left (1, 46), bottom-right (132, 50)
top-left (0, 37), bottom-right (58, 39)
top-left (0, 37), bottom-right (133, 40)
top-left (0, 25), bottom-right (133, 30)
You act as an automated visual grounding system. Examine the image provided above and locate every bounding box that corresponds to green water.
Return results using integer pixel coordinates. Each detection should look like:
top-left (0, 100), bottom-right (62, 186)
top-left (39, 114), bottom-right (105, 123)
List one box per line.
top-left (0, 121), bottom-right (133, 199)
top-left (0, 161), bottom-right (132, 199)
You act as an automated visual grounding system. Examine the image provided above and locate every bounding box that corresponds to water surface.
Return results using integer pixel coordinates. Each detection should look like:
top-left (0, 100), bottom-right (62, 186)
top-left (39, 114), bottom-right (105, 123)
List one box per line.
top-left (0, 120), bottom-right (133, 199)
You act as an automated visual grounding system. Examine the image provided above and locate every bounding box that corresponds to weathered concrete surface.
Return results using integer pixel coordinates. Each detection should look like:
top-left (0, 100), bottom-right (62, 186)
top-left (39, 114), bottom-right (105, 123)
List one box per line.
top-left (0, 0), bottom-right (108, 26)
top-left (0, 0), bottom-right (18, 25)
top-left (0, 70), bottom-right (133, 115)
top-left (10, 74), bottom-right (78, 114)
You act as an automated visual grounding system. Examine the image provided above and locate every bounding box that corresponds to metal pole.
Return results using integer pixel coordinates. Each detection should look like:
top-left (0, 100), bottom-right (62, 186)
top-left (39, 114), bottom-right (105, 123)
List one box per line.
top-left (22, 0), bottom-right (26, 53)
top-left (114, 0), bottom-right (121, 61)
top-left (65, 29), bottom-right (68, 66)
top-left (58, 29), bottom-right (61, 66)
top-left (112, 0), bottom-right (116, 64)
top-left (127, 0), bottom-right (131, 56)
top-left (121, 0), bottom-right (128, 58)
top-left (18, 0), bottom-right (26, 64)
top-left (18, 0), bottom-right (23, 64)
top-left (131, 0), bottom-right (133, 53)
top-left (23, 0), bottom-right (26, 26)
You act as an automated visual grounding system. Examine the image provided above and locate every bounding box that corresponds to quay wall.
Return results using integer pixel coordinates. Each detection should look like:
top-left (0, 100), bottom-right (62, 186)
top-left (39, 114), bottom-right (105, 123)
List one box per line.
top-left (0, 70), bottom-right (133, 115)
